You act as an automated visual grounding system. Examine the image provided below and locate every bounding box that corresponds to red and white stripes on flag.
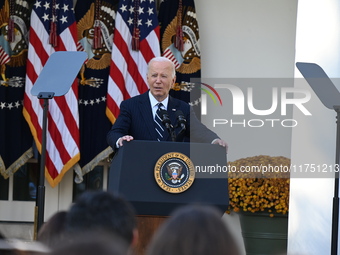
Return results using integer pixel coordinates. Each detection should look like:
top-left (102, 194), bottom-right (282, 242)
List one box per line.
top-left (162, 47), bottom-right (181, 69)
top-left (23, 0), bottom-right (80, 187)
top-left (0, 45), bottom-right (10, 65)
top-left (106, 0), bottom-right (160, 123)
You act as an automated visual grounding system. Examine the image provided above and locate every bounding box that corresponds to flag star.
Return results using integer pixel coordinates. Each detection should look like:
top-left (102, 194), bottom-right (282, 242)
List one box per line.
top-left (34, 1), bottom-right (41, 9)
top-left (128, 5), bottom-right (134, 14)
top-left (140, 0), bottom-right (146, 2)
top-left (96, 98), bottom-right (101, 104)
top-left (101, 96), bottom-right (106, 102)
top-left (147, 7), bottom-right (154, 15)
top-left (84, 100), bottom-right (89, 106)
top-left (62, 4), bottom-right (69, 12)
top-left (55, 3), bottom-right (60, 9)
top-left (15, 101), bottom-right (20, 108)
top-left (43, 1), bottom-right (50, 10)
top-left (42, 13), bottom-right (49, 21)
top-left (127, 17), bottom-right (133, 26)
top-left (79, 99), bottom-right (83, 105)
top-left (145, 19), bottom-right (152, 27)
top-left (138, 6), bottom-right (144, 14)
top-left (60, 15), bottom-right (67, 23)
top-left (137, 19), bottom-right (142, 26)
top-left (0, 102), bottom-right (5, 109)
top-left (149, 0), bottom-right (155, 3)
top-left (7, 103), bottom-right (13, 110)
top-left (120, 4), bottom-right (127, 12)
top-left (51, 15), bottom-right (57, 22)
top-left (90, 100), bottom-right (94, 105)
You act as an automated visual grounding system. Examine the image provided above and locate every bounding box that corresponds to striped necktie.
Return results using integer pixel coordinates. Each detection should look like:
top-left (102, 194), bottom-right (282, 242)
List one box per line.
top-left (154, 103), bottom-right (165, 141)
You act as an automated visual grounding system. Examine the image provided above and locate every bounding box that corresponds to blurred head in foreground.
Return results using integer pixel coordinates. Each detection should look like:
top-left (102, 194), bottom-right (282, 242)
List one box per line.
top-left (146, 204), bottom-right (240, 255)
top-left (64, 191), bottom-right (138, 247)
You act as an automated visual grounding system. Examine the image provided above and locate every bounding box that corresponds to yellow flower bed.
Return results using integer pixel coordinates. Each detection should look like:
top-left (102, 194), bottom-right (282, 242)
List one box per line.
top-left (227, 155), bottom-right (290, 217)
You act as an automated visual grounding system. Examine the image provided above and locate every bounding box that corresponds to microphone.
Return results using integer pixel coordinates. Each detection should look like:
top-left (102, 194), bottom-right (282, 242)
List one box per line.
top-left (175, 110), bottom-right (186, 142)
top-left (175, 110), bottom-right (186, 130)
top-left (159, 108), bottom-right (176, 142)
top-left (159, 109), bottom-right (172, 129)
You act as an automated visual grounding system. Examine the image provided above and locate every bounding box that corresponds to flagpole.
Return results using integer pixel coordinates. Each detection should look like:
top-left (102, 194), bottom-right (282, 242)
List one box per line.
top-left (34, 92), bottom-right (54, 238)
top-left (296, 62), bottom-right (340, 255)
top-left (331, 106), bottom-right (340, 255)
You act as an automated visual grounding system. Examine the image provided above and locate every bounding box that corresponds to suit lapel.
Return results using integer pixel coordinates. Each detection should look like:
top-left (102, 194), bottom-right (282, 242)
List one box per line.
top-left (138, 92), bottom-right (157, 140)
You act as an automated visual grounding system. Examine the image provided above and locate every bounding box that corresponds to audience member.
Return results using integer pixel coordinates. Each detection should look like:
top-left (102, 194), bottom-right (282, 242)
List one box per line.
top-left (49, 232), bottom-right (128, 255)
top-left (146, 204), bottom-right (240, 255)
top-left (64, 191), bottom-right (138, 249)
top-left (37, 211), bottom-right (67, 249)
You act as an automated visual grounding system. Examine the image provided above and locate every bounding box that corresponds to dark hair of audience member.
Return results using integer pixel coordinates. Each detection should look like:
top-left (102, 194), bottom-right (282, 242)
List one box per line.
top-left (49, 231), bottom-right (128, 255)
top-left (146, 204), bottom-right (240, 255)
top-left (37, 211), bottom-right (67, 249)
top-left (64, 190), bottom-right (137, 245)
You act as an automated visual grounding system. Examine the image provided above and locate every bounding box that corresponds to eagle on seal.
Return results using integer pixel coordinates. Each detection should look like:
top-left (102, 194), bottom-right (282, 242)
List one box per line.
top-left (166, 162), bottom-right (184, 183)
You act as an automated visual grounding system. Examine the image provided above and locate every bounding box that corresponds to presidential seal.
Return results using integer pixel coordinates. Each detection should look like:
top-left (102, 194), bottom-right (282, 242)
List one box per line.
top-left (154, 152), bottom-right (195, 194)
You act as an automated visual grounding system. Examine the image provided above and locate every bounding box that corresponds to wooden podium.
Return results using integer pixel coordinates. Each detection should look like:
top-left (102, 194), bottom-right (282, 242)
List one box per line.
top-left (108, 140), bottom-right (229, 254)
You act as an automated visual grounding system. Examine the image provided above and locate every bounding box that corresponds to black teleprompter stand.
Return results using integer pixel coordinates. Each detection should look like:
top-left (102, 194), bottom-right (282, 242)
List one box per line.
top-left (30, 51), bottom-right (87, 237)
top-left (296, 62), bottom-right (340, 255)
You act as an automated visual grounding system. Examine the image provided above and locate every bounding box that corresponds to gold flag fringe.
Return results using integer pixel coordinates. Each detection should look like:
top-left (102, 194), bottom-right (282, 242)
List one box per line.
top-left (0, 147), bottom-right (33, 179)
top-left (74, 146), bottom-right (113, 183)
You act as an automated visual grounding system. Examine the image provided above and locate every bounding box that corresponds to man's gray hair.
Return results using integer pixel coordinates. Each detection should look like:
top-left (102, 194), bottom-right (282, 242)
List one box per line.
top-left (148, 57), bottom-right (176, 78)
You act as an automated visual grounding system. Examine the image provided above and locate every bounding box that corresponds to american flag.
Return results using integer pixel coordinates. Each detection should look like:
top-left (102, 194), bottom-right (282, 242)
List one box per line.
top-left (23, 0), bottom-right (80, 187)
top-left (106, 0), bottom-right (160, 123)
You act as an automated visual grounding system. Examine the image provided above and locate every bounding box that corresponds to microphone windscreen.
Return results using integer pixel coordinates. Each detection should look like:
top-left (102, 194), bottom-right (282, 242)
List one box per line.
top-left (175, 110), bottom-right (184, 118)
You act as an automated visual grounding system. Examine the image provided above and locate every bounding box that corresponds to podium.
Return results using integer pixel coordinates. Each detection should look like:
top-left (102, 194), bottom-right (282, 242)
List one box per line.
top-left (108, 140), bottom-right (229, 254)
top-left (108, 140), bottom-right (229, 214)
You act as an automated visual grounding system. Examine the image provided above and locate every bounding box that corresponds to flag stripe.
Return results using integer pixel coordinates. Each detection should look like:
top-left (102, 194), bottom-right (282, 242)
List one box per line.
top-left (106, 1), bottom-right (160, 123)
top-left (0, 46), bottom-right (10, 65)
top-left (139, 28), bottom-right (161, 64)
top-left (110, 33), bottom-right (141, 98)
top-left (109, 59), bottom-right (128, 101)
top-left (113, 25), bottom-right (148, 94)
top-left (163, 48), bottom-right (181, 68)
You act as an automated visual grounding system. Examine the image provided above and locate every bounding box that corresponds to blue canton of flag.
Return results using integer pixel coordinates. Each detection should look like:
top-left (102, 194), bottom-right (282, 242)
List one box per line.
top-left (119, 0), bottom-right (159, 42)
top-left (35, 0), bottom-right (76, 34)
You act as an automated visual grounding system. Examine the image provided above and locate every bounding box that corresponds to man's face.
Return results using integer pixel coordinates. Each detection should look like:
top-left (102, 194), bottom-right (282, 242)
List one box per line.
top-left (147, 61), bottom-right (176, 102)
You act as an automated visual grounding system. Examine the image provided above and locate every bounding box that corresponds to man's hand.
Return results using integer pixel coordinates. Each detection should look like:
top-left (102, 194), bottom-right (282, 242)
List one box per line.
top-left (118, 135), bottom-right (134, 147)
top-left (212, 138), bottom-right (228, 153)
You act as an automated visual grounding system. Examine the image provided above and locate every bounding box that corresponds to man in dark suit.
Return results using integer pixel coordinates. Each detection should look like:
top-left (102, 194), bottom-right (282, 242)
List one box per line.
top-left (106, 57), bottom-right (228, 151)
